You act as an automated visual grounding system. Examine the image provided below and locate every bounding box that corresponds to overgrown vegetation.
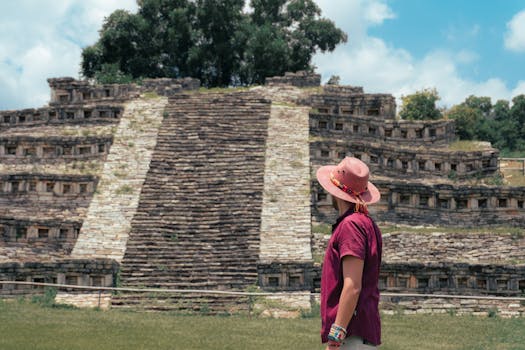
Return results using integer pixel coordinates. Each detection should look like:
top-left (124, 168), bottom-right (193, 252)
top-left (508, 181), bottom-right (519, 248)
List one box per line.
top-left (398, 89), bottom-right (525, 155)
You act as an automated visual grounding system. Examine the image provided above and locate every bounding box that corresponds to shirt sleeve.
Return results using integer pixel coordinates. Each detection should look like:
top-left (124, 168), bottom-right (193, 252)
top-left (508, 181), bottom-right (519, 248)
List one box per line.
top-left (337, 219), bottom-right (366, 260)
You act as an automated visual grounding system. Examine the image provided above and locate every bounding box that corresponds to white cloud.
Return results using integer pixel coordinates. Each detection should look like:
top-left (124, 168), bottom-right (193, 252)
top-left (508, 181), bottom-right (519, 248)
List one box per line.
top-left (364, 1), bottom-right (396, 25)
top-left (314, 0), bottom-right (523, 108)
top-left (0, 0), bottom-right (137, 110)
top-left (504, 10), bottom-right (525, 52)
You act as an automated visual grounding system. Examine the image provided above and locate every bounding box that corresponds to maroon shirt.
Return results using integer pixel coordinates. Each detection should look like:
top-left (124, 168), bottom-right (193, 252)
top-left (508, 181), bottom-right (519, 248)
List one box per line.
top-left (320, 207), bottom-right (382, 345)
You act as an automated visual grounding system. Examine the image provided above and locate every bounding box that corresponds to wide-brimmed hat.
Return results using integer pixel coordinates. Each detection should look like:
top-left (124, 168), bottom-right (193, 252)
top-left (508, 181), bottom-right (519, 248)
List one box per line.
top-left (316, 157), bottom-right (380, 205)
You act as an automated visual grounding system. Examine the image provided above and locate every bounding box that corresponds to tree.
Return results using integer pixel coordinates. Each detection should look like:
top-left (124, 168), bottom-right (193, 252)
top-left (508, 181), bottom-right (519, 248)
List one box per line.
top-left (399, 88), bottom-right (442, 120)
top-left (80, 0), bottom-right (347, 86)
top-left (446, 104), bottom-right (482, 140)
top-left (463, 95), bottom-right (492, 117)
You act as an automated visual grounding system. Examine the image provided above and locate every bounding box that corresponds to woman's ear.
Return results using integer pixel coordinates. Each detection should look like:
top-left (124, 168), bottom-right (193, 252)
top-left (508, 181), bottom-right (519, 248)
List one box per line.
top-left (332, 195), bottom-right (339, 211)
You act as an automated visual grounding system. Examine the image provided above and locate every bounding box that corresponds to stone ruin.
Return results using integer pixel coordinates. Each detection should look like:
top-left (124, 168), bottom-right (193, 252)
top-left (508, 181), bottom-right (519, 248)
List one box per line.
top-left (0, 72), bottom-right (523, 317)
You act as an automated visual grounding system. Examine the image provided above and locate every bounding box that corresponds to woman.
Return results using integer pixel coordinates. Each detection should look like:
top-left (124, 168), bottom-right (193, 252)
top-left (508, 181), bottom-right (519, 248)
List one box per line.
top-left (317, 157), bottom-right (383, 349)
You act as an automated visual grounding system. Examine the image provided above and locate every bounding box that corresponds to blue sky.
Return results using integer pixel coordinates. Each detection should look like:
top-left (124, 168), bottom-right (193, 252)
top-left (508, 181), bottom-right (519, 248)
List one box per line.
top-left (1, 0), bottom-right (525, 110)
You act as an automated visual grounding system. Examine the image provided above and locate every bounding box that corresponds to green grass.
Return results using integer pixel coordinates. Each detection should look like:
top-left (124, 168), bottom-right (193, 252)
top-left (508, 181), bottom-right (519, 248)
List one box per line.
top-left (501, 169), bottom-right (525, 186)
top-left (0, 300), bottom-right (524, 349)
top-left (448, 140), bottom-right (492, 151)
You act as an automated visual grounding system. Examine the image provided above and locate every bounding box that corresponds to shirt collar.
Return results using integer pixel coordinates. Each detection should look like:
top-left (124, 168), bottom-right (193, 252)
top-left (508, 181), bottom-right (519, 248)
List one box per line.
top-left (332, 203), bottom-right (356, 232)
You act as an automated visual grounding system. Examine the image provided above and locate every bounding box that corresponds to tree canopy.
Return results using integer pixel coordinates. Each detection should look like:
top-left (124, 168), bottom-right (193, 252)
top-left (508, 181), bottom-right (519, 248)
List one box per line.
top-left (81, 0), bottom-right (347, 87)
top-left (445, 94), bottom-right (525, 155)
top-left (399, 88), bottom-right (442, 121)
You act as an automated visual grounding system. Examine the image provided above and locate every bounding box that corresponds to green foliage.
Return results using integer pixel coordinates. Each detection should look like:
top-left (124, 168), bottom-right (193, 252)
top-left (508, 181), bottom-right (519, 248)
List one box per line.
top-left (311, 223), bottom-right (332, 235)
top-left (94, 63), bottom-right (135, 84)
top-left (445, 93), bottom-right (525, 154)
top-left (115, 184), bottom-right (134, 195)
top-left (81, 0), bottom-right (347, 86)
top-left (30, 287), bottom-right (57, 308)
top-left (447, 104), bottom-right (483, 140)
top-left (399, 88), bottom-right (442, 120)
top-left (300, 301), bottom-right (320, 318)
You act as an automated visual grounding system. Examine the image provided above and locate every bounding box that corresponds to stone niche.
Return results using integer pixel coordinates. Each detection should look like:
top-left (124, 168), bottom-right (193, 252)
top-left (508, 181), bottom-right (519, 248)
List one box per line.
top-left (258, 262), bottom-right (316, 292)
top-left (312, 180), bottom-right (525, 226)
top-left (305, 87), bottom-right (397, 120)
top-left (0, 106), bottom-right (123, 129)
top-left (0, 137), bottom-right (112, 162)
top-left (0, 174), bottom-right (97, 197)
top-left (0, 259), bottom-right (119, 296)
top-left (0, 219), bottom-right (82, 252)
top-left (310, 140), bottom-right (499, 179)
top-left (266, 71), bottom-right (321, 88)
top-left (379, 263), bottom-right (525, 297)
top-left (310, 112), bottom-right (456, 146)
top-left (47, 77), bottom-right (201, 106)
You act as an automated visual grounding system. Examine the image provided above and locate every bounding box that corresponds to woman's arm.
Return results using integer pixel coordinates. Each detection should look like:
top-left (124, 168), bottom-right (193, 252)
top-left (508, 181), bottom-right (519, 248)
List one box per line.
top-left (326, 256), bottom-right (364, 349)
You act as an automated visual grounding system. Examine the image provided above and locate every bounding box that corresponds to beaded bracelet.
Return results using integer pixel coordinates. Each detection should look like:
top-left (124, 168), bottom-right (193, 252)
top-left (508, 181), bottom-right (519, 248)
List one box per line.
top-left (327, 323), bottom-right (347, 344)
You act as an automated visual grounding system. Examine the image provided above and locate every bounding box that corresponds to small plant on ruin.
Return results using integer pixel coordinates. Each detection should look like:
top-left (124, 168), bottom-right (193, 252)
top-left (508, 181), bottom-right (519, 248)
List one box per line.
top-left (327, 75), bottom-right (340, 85)
top-left (300, 301), bottom-right (320, 318)
top-left (447, 170), bottom-right (457, 181)
top-left (115, 184), bottom-right (133, 195)
top-left (143, 91), bottom-right (160, 99)
top-left (31, 287), bottom-right (57, 308)
top-left (487, 308), bottom-right (499, 318)
top-left (170, 234), bottom-right (178, 242)
top-left (199, 303), bottom-right (210, 315)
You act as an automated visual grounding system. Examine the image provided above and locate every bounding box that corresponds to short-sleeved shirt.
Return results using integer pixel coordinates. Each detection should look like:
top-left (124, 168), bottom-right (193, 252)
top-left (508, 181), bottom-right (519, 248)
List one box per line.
top-left (320, 207), bottom-right (382, 345)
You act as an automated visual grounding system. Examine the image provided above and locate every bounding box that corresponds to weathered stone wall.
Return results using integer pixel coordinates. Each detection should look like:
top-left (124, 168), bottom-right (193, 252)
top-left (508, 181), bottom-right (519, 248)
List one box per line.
top-left (55, 291), bottom-right (112, 309)
top-left (310, 112), bottom-right (456, 145)
top-left (379, 262), bottom-right (525, 297)
top-left (304, 88), bottom-right (396, 119)
top-left (0, 106), bottom-right (122, 129)
top-left (47, 77), bottom-right (200, 106)
top-left (314, 180), bottom-right (525, 226)
top-left (312, 231), bottom-right (525, 266)
top-left (0, 173), bottom-right (97, 197)
top-left (266, 71), bottom-right (321, 87)
top-left (259, 105), bottom-right (312, 263)
top-left (0, 258), bottom-right (118, 296)
top-left (310, 140), bottom-right (499, 180)
top-left (380, 296), bottom-right (525, 317)
top-left (0, 136), bottom-right (112, 163)
top-left (258, 262), bottom-right (316, 292)
top-left (113, 91), bottom-right (271, 311)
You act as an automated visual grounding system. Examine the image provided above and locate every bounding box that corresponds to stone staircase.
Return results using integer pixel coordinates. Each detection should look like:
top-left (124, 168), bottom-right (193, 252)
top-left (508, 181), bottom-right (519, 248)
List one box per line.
top-left (112, 92), bottom-right (271, 312)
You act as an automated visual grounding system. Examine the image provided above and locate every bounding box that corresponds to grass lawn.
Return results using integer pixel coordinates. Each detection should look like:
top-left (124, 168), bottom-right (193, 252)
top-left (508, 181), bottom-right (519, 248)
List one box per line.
top-left (1, 300), bottom-right (525, 350)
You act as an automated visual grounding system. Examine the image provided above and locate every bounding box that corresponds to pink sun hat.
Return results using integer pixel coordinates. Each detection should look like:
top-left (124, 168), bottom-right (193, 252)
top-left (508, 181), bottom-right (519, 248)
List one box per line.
top-left (316, 157), bottom-right (381, 205)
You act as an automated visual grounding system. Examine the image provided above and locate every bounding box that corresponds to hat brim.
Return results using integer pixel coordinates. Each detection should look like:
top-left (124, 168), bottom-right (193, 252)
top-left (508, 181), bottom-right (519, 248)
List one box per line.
top-left (316, 165), bottom-right (381, 204)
